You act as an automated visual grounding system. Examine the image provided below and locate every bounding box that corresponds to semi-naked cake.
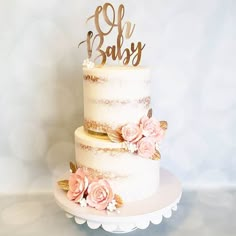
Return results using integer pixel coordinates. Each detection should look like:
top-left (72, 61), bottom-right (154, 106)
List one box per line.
top-left (74, 66), bottom-right (160, 202)
top-left (57, 3), bottom-right (168, 212)
top-left (82, 66), bottom-right (150, 134)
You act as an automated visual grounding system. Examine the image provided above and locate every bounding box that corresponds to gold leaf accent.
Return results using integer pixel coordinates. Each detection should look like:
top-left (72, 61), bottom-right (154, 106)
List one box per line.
top-left (107, 129), bottom-right (124, 143)
top-left (92, 96), bottom-right (151, 108)
top-left (147, 108), bottom-right (152, 118)
top-left (160, 121), bottom-right (168, 130)
top-left (87, 129), bottom-right (109, 140)
top-left (114, 194), bottom-right (123, 208)
top-left (70, 162), bottom-right (77, 173)
top-left (152, 150), bottom-right (161, 160)
top-left (58, 180), bottom-right (69, 191)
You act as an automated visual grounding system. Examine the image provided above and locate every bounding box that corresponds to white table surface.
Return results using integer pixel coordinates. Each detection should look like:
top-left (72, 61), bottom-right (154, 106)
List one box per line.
top-left (0, 190), bottom-right (235, 236)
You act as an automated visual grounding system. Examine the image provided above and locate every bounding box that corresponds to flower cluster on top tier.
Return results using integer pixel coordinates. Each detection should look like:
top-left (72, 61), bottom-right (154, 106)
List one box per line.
top-left (122, 116), bottom-right (165, 158)
top-left (107, 109), bottom-right (167, 160)
top-left (58, 164), bottom-right (123, 212)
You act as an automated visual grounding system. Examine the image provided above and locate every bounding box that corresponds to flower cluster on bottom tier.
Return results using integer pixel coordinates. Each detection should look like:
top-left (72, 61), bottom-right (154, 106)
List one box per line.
top-left (58, 163), bottom-right (123, 212)
top-left (58, 109), bottom-right (168, 211)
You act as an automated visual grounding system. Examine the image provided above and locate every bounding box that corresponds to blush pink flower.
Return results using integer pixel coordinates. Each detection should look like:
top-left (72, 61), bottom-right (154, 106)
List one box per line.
top-left (67, 168), bottom-right (89, 202)
top-left (140, 116), bottom-right (162, 139)
top-left (137, 137), bottom-right (156, 158)
top-left (86, 179), bottom-right (114, 210)
top-left (121, 123), bottom-right (143, 143)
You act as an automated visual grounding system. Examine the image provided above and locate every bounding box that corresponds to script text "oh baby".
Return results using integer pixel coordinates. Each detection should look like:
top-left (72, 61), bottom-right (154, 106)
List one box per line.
top-left (80, 3), bottom-right (145, 66)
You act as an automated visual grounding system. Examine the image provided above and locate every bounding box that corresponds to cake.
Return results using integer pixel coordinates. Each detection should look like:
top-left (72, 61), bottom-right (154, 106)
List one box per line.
top-left (82, 66), bottom-right (150, 134)
top-left (58, 64), bottom-right (167, 211)
top-left (57, 2), bottom-right (168, 212)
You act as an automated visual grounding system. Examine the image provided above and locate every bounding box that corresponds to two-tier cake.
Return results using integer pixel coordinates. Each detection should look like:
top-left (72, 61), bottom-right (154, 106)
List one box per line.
top-left (57, 2), bottom-right (167, 212)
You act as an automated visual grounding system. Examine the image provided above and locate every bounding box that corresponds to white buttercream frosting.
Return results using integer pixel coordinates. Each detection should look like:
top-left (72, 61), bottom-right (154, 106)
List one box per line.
top-left (75, 127), bottom-right (160, 202)
top-left (83, 66), bottom-right (151, 133)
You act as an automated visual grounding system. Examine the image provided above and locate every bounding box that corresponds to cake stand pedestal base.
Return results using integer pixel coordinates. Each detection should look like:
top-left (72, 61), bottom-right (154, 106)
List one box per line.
top-left (54, 168), bottom-right (182, 233)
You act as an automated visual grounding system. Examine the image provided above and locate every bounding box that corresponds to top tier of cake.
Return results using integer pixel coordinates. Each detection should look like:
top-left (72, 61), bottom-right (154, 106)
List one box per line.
top-left (83, 66), bottom-right (150, 134)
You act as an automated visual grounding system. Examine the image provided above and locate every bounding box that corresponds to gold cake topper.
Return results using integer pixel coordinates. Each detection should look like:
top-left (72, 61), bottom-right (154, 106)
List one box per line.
top-left (79, 3), bottom-right (145, 66)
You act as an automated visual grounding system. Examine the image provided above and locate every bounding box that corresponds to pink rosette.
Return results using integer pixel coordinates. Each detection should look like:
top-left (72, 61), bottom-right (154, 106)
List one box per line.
top-left (137, 137), bottom-right (156, 158)
top-left (121, 123), bottom-right (143, 143)
top-left (67, 168), bottom-right (89, 202)
top-left (86, 179), bottom-right (114, 210)
top-left (140, 116), bottom-right (163, 140)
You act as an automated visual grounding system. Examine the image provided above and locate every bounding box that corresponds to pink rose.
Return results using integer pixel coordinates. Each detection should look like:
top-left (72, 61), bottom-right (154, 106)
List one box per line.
top-left (140, 116), bottom-right (162, 139)
top-left (121, 123), bottom-right (143, 143)
top-left (137, 137), bottom-right (156, 158)
top-left (86, 179), bottom-right (114, 210)
top-left (67, 168), bottom-right (89, 202)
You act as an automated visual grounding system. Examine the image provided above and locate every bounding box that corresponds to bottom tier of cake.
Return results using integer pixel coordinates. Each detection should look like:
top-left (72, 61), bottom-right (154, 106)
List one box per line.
top-left (75, 126), bottom-right (160, 202)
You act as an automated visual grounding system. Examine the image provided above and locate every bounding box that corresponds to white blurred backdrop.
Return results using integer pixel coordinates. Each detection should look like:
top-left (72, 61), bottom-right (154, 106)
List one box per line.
top-left (0, 0), bottom-right (235, 193)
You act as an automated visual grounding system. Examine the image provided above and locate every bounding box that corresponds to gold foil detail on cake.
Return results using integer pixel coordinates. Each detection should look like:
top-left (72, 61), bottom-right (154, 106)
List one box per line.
top-left (86, 129), bottom-right (109, 140)
top-left (84, 119), bottom-right (112, 133)
top-left (83, 74), bottom-right (107, 83)
top-left (79, 143), bottom-right (127, 154)
top-left (91, 96), bottom-right (151, 108)
top-left (77, 163), bottom-right (127, 180)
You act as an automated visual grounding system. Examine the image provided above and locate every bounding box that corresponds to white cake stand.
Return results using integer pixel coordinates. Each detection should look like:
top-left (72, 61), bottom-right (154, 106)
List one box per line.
top-left (54, 168), bottom-right (182, 234)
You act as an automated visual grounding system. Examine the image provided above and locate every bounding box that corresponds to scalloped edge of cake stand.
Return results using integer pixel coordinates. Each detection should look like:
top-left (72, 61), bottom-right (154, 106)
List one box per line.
top-left (54, 168), bottom-right (182, 233)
